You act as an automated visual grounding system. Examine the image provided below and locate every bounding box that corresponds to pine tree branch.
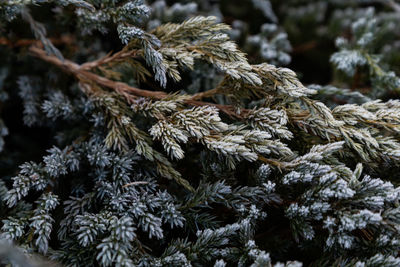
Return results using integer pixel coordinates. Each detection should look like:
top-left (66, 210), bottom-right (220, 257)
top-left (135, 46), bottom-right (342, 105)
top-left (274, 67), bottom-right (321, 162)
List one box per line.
top-left (29, 45), bottom-right (245, 118)
top-left (29, 46), bottom-right (294, 172)
top-left (30, 44), bottom-right (363, 160)
top-left (29, 45), bottom-right (338, 164)
top-left (29, 46), bottom-right (168, 99)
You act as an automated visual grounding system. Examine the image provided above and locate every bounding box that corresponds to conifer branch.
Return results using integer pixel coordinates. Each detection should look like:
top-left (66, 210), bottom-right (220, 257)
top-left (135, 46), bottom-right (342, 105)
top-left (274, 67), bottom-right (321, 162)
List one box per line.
top-left (29, 46), bottom-right (168, 100)
top-left (29, 45), bottom-right (245, 118)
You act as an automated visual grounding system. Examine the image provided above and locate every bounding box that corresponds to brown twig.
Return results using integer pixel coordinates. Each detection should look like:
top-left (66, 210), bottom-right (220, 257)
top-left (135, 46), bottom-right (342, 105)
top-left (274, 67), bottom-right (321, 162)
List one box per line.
top-left (29, 46), bottom-right (248, 118)
top-left (258, 155), bottom-right (292, 171)
top-left (80, 49), bottom-right (139, 70)
top-left (191, 87), bottom-right (221, 100)
top-left (29, 46), bottom-right (168, 100)
top-left (0, 35), bottom-right (75, 48)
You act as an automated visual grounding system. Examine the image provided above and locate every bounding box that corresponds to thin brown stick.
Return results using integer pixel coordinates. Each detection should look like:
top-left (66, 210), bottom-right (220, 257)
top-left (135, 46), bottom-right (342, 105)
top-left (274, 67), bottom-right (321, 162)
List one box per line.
top-left (29, 46), bottom-right (248, 117)
top-left (80, 49), bottom-right (139, 70)
top-left (258, 155), bottom-right (291, 171)
top-left (191, 87), bottom-right (221, 100)
top-left (29, 46), bottom-right (168, 99)
top-left (0, 35), bottom-right (75, 48)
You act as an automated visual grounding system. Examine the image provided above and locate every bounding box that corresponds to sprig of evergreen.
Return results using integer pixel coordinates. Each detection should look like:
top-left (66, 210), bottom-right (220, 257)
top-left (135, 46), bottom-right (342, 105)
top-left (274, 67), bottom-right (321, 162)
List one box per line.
top-left (1, 0), bottom-right (400, 266)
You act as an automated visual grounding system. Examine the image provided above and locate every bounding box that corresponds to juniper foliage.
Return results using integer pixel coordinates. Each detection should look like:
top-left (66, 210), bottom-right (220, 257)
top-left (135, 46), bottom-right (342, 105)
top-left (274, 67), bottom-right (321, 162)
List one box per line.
top-left (1, 0), bottom-right (400, 266)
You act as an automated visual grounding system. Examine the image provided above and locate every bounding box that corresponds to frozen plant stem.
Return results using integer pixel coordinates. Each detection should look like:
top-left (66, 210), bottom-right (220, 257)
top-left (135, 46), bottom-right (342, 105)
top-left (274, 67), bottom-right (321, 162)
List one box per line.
top-left (29, 46), bottom-right (251, 118)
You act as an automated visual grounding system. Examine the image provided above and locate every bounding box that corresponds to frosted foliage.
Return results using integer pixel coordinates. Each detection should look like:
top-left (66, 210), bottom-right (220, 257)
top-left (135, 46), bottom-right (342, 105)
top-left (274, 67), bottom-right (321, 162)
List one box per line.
top-left (2, 0), bottom-right (400, 266)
